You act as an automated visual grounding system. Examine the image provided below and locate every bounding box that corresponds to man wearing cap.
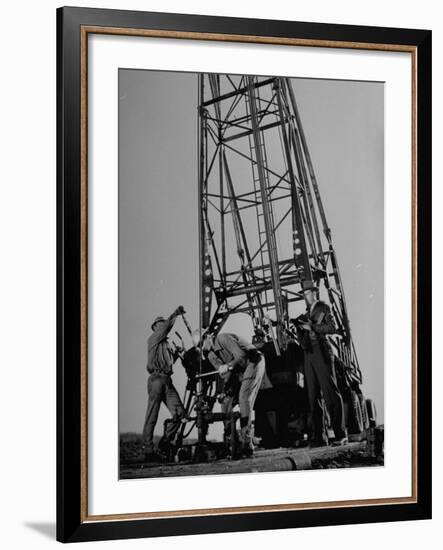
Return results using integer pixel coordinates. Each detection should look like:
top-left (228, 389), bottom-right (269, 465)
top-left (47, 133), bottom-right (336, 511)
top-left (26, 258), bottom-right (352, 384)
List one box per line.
top-left (195, 330), bottom-right (272, 457)
top-left (141, 306), bottom-right (186, 461)
top-left (296, 282), bottom-right (347, 446)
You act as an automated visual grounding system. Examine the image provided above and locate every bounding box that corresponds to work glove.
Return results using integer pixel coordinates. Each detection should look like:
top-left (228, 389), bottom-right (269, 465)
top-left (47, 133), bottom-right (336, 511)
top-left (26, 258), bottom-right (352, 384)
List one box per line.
top-left (218, 364), bottom-right (230, 376)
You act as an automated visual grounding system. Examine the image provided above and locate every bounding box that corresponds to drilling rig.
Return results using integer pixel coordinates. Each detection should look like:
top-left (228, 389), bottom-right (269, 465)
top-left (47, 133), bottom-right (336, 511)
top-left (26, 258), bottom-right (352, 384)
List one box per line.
top-left (120, 73), bottom-right (382, 474)
top-left (196, 73), bottom-right (374, 447)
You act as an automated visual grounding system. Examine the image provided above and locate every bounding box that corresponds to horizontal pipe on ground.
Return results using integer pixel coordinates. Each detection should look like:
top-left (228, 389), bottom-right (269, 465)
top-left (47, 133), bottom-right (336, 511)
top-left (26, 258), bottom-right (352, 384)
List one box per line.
top-left (121, 442), bottom-right (368, 478)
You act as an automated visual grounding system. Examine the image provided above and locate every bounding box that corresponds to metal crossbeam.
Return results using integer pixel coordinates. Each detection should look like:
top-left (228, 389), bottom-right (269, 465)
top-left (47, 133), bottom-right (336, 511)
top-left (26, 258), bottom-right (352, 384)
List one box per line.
top-left (198, 73), bottom-right (361, 378)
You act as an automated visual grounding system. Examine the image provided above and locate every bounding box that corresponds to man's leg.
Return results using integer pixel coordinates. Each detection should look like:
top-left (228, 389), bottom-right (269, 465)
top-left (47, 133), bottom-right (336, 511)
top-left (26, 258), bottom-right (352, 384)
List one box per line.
top-left (238, 363), bottom-right (256, 420)
top-left (312, 347), bottom-right (346, 440)
top-left (304, 352), bottom-right (328, 445)
top-left (245, 357), bottom-right (267, 445)
top-left (313, 396), bottom-right (329, 445)
top-left (220, 394), bottom-right (238, 455)
top-left (247, 357), bottom-right (266, 416)
top-left (162, 377), bottom-right (186, 446)
top-left (238, 363), bottom-right (258, 455)
top-left (142, 374), bottom-right (165, 454)
top-left (221, 394), bottom-right (234, 436)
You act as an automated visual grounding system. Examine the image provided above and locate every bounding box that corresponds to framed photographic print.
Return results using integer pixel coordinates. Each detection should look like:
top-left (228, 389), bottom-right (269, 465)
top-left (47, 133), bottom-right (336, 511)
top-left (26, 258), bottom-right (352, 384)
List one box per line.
top-left (57, 6), bottom-right (432, 543)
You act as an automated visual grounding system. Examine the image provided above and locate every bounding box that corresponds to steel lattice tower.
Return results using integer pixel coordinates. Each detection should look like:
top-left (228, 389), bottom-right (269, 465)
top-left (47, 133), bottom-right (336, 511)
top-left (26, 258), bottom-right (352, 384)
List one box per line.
top-left (198, 73), bottom-right (361, 382)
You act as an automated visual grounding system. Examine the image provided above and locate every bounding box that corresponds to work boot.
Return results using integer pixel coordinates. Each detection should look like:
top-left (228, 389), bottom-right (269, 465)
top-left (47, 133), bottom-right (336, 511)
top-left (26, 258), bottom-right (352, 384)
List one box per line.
top-left (224, 427), bottom-right (243, 460)
top-left (332, 436), bottom-right (348, 447)
top-left (331, 429), bottom-right (349, 447)
top-left (240, 424), bottom-right (254, 458)
top-left (310, 437), bottom-right (329, 448)
top-left (143, 451), bottom-right (164, 463)
top-left (157, 438), bottom-right (176, 462)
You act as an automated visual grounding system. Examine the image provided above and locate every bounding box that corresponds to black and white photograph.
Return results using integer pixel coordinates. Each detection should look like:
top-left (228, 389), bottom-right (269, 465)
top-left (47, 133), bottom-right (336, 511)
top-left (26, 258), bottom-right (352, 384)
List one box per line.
top-left (53, 5), bottom-right (431, 544)
top-left (118, 70), bottom-right (384, 479)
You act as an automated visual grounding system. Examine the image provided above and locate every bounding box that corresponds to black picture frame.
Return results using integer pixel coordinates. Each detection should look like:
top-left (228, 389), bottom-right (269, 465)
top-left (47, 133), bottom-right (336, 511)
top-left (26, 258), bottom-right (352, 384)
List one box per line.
top-left (57, 6), bottom-right (432, 543)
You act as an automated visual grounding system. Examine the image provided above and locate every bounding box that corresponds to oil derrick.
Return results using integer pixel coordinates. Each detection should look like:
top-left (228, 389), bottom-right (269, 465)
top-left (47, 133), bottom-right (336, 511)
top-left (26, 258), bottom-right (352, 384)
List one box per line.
top-left (198, 73), bottom-right (361, 384)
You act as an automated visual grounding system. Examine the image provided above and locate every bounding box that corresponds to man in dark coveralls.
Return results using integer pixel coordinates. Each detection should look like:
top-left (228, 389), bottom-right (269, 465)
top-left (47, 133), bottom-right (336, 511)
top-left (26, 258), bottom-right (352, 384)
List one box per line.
top-left (296, 282), bottom-right (347, 446)
top-left (141, 306), bottom-right (186, 461)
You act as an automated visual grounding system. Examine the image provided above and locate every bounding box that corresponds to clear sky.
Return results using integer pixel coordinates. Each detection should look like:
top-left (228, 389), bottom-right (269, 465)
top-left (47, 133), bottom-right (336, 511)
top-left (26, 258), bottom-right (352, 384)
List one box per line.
top-left (118, 69), bottom-right (384, 437)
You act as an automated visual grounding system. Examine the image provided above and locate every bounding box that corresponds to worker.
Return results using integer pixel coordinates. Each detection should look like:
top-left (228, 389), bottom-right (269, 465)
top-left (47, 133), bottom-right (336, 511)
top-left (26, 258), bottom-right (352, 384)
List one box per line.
top-left (296, 282), bottom-right (348, 446)
top-left (194, 330), bottom-right (272, 457)
top-left (141, 306), bottom-right (186, 462)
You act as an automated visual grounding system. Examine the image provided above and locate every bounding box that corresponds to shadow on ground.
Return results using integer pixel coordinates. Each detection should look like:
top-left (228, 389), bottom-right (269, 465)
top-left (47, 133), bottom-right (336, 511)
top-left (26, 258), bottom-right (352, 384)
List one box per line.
top-left (24, 522), bottom-right (56, 540)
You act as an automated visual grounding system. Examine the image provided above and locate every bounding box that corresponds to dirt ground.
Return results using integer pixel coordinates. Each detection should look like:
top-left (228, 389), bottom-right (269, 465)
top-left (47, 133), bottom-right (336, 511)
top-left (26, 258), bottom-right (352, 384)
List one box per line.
top-left (120, 434), bottom-right (384, 479)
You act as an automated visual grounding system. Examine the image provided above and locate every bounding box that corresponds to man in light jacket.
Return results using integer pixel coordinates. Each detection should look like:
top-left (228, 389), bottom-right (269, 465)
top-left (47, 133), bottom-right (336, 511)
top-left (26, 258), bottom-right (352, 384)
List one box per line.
top-left (195, 330), bottom-right (272, 457)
